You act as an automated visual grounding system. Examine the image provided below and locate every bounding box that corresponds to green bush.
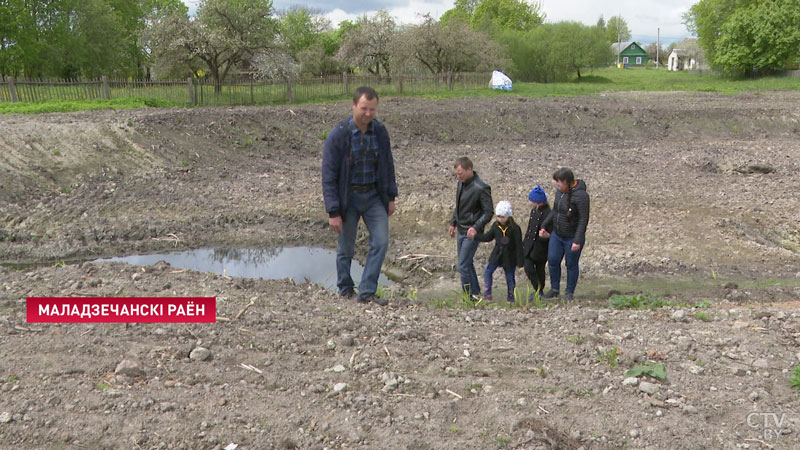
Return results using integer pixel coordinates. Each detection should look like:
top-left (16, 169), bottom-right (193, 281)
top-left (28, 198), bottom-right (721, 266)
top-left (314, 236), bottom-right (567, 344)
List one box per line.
top-left (609, 293), bottom-right (668, 310)
top-left (790, 365), bottom-right (800, 391)
top-left (626, 362), bottom-right (667, 381)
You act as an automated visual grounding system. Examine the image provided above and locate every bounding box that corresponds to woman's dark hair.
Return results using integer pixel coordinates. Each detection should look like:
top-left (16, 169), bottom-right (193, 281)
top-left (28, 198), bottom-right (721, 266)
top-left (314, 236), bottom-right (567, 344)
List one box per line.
top-left (553, 167), bottom-right (576, 220)
top-left (552, 167), bottom-right (574, 184)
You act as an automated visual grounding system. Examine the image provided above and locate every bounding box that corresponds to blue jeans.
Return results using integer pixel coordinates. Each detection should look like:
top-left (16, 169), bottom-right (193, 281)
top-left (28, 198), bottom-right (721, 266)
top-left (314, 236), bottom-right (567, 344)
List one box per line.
top-left (457, 232), bottom-right (481, 295)
top-left (547, 231), bottom-right (584, 294)
top-left (484, 262), bottom-right (516, 300)
top-left (336, 189), bottom-right (389, 299)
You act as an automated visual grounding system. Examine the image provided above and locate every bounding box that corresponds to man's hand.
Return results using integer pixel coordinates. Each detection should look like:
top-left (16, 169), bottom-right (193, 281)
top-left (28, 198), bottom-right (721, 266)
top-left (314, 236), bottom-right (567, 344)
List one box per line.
top-left (571, 242), bottom-right (582, 252)
top-left (329, 216), bottom-right (343, 233)
top-left (388, 200), bottom-right (395, 216)
top-left (449, 225), bottom-right (456, 238)
top-left (466, 227), bottom-right (477, 239)
top-left (539, 229), bottom-right (551, 238)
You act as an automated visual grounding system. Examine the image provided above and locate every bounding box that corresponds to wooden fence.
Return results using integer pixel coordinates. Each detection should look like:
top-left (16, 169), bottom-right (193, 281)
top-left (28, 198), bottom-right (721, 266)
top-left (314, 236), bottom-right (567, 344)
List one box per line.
top-left (0, 72), bottom-right (491, 106)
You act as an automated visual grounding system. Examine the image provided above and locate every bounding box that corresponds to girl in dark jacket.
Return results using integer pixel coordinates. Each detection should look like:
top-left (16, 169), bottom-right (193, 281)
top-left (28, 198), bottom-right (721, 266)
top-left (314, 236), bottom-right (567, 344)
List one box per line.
top-left (540, 168), bottom-right (590, 302)
top-left (522, 186), bottom-right (552, 296)
top-left (473, 200), bottom-right (523, 302)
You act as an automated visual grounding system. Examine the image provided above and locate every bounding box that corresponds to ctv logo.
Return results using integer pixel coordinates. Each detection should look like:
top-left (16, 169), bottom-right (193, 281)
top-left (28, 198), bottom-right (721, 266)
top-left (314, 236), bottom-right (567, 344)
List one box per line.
top-left (746, 412), bottom-right (791, 441)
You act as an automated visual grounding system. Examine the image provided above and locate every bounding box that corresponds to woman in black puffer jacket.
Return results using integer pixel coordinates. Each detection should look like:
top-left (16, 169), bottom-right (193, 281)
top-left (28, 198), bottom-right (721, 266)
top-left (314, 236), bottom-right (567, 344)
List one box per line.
top-left (540, 168), bottom-right (590, 302)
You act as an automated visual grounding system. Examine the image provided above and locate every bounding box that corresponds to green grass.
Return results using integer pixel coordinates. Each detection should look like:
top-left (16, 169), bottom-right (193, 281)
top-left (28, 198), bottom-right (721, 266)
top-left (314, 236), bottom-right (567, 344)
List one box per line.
top-left (595, 347), bottom-right (620, 368)
top-left (428, 289), bottom-right (486, 309)
top-left (5, 68), bottom-right (800, 114)
top-left (466, 382), bottom-right (484, 392)
top-left (566, 334), bottom-right (585, 345)
top-left (609, 293), bottom-right (670, 310)
top-left (790, 366), bottom-right (800, 391)
top-left (421, 67), bottom-right (800, 100)
top-left (509, 284), bottom-right (545, 309)
top-left (607, 292), bottom-right (713, 310)
top-left (0, 97), bottom-right (176, 114)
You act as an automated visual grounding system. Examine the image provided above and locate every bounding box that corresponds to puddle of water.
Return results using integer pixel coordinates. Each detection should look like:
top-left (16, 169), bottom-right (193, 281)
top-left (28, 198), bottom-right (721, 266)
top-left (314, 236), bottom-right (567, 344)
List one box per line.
top-left (93, 247), bottom-right (392, 290)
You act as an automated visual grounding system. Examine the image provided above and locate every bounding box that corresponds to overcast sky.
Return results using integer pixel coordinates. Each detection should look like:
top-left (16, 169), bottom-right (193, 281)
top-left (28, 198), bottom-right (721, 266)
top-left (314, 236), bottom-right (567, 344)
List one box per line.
top-left (183, 0), bottom-right (696, 44)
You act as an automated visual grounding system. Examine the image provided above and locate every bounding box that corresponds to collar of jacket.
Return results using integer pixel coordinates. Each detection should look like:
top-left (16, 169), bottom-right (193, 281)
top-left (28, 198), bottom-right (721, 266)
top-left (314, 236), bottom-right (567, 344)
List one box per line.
top-left (462, 171), bottom-right (479, 186)
top-left (349, 117), bottom-right (375, 136)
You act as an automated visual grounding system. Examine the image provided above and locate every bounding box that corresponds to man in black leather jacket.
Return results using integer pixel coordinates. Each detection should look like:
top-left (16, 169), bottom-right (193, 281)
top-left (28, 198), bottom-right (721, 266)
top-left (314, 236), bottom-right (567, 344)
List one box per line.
top-left (448, 157), bottom-right (493, 296)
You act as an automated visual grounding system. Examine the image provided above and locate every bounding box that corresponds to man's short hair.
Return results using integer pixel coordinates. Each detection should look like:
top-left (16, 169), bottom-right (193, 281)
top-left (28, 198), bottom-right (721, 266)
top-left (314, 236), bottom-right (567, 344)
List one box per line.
top-left (454, 156), bottom-right (473, 170)
top-left (353, 86), bottom-right (379, 104)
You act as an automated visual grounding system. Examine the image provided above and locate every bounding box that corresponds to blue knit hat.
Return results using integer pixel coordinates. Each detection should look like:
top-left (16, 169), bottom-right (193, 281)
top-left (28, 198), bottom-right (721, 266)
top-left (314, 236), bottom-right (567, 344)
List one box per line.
top-left (528, 185), bottom-right (547, 203)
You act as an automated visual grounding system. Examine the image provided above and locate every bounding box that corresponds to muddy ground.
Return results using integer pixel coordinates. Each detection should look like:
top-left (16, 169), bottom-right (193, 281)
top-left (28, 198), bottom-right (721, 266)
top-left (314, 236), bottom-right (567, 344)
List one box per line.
top-left (1, 91), bottom-right (799, 449)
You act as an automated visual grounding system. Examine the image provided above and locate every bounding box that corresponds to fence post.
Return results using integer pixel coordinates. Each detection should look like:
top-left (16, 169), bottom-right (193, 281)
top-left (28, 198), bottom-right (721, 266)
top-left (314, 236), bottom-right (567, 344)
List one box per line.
top-left (101, 76), bottom-right (111, 100)
top-left (9, 76), bottom-right (18, 102)
top-left (397, 75), bottom-right (403, 93)
top-left (343, 72), bottom-right (348, 95)
top-left (286, 79), bottom-right (294, 103)
top-left (447, 72), bottom-right (453, 90)
top-left (188, 77), bottom-right (196, 105)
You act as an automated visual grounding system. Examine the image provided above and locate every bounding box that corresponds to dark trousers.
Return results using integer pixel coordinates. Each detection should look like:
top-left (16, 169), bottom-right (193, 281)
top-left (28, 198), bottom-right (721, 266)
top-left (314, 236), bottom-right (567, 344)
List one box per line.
top-left (548, 231), bottom-right (584, 294)
top-left (484, 262), bottom-right (516, 301)
top-left (524, 256), bottom-right (547, 293)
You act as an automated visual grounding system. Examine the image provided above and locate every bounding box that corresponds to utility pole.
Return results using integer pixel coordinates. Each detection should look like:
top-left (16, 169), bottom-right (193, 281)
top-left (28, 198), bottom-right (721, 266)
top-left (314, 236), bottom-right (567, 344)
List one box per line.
top-left (617, 15), bottom-right (621, 65)
top-left (657, 28), bottom-right (660, 68)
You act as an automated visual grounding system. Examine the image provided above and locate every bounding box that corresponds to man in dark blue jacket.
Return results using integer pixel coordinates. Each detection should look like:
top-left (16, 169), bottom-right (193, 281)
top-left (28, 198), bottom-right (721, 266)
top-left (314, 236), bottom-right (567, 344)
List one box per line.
top-left (322, 87), bottom-right (398, 306)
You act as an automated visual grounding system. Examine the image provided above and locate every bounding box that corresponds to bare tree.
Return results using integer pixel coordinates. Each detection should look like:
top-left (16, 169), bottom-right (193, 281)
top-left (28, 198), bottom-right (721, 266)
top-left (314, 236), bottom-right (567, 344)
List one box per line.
top-left (141, 0), bottom-right (277, 91)
top-left (391, 15), bottom-right (506, 75)
top-left (336, 10), bottom-right (396, 79)
top-left (252, 49), bottom-right (301, 102)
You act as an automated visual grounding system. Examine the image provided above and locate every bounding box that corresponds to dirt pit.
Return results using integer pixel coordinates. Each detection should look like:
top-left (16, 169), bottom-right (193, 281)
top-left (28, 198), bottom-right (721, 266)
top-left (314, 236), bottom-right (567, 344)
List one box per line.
top-left (1, 91), bottom-right (800, 449)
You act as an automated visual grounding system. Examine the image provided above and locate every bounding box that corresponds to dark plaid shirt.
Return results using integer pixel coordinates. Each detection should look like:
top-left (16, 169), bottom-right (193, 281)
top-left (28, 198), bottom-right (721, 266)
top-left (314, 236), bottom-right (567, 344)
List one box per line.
top-left (349, 118), bottom-right (379, 186)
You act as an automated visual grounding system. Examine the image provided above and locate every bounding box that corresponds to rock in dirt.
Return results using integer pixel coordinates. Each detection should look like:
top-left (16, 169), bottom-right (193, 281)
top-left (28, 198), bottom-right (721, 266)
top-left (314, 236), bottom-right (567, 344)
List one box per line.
top-left (326, 364), bottom-right (346, 373)
top-left (189, 347), bottom-right (212, 361)
top-left (0, 412), bottom-right (12, 423)
top-left (639, 381), bottom-right (660, 395)
top-left (687, 365), bottom-right (705, 375)
top-left (752, 358), bottom-right (770, 369)
top-left (333, 382), bottom-right (348, 393)
top-left (731, 367), bottom-right (747, 376)
top-left (382, 378), bottom-right (399, 393)
top-left (114, 359), bottom-right (143, 377)
top-left (622, 377), bottom-right (639, 386)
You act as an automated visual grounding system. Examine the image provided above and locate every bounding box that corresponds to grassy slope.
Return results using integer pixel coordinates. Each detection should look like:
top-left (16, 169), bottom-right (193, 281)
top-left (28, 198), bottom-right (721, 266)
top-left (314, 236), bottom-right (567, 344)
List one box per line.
top-left (2, 68), bottom-right (800, 114)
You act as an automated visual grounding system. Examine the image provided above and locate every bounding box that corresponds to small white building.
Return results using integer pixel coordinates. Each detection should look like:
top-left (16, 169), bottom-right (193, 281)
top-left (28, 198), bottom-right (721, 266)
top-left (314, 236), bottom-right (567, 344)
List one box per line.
top-left (668, 49), bottom-right (697, 71)
top-left (667, 38), bottom-right (705, 71)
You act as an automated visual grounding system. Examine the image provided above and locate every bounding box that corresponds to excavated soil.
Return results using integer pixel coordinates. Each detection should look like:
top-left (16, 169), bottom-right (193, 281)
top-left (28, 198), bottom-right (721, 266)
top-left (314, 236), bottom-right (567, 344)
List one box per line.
top-left (1, 91), bottom-right (800, 449)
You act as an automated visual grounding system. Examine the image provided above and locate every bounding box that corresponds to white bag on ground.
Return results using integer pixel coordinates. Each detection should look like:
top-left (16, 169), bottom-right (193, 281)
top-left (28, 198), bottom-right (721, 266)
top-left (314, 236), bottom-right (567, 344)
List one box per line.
top-left (490, 70), bottom-right (512, 91)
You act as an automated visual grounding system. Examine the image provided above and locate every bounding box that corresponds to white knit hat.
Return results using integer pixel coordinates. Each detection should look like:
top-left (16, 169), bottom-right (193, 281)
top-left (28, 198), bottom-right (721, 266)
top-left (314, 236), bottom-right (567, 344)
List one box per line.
top-left (495, 200), bottom-right (512, 217)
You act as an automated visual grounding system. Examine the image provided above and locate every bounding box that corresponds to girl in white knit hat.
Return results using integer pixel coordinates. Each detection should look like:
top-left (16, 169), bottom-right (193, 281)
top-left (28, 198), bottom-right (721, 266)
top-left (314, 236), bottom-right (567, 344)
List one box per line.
top-left (472, 200), bottom-right (523, 302)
